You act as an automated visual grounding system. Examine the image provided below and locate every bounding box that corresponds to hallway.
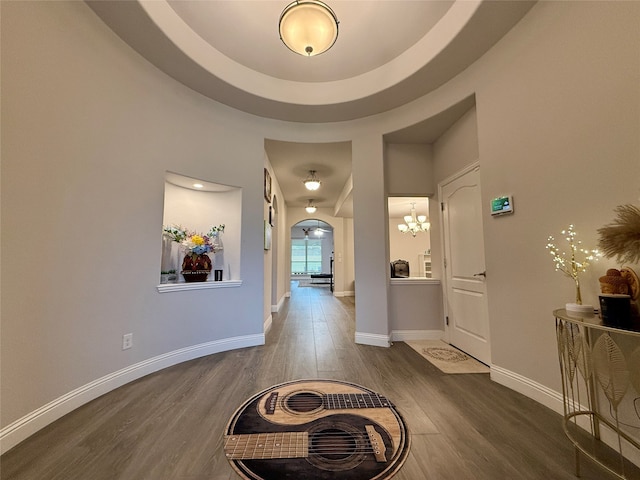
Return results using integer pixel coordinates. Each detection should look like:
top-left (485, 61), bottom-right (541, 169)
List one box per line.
top-left (1, 283), bottom-right (630, 479)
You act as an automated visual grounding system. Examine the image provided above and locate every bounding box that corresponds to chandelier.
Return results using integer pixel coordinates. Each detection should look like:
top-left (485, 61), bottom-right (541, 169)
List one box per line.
top-left (305, 200), bottom-right (317, 213)
top-left (303, 170), bottom-right (321, 190)
top-left (398, 202), bottom-right (430, 237)
top-left (279, 1), bottom-right (339, 57)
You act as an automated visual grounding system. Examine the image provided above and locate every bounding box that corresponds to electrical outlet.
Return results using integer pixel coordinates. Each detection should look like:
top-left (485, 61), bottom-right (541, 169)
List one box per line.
top-left (122, 333), bottom-right (133, 350)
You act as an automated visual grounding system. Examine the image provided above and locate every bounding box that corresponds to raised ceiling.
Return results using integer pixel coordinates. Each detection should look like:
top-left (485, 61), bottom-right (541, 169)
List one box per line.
top-left (88, 1), bottom-right (534, 123)
top-left (87, 1), bottom-right (535, 216)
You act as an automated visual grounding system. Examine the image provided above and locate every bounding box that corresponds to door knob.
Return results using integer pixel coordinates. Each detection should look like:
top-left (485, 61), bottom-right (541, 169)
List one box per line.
top-left (473, 271), bottom-right (487, 277)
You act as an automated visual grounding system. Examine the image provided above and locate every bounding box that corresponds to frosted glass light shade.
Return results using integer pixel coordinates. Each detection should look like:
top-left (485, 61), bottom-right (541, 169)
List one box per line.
top-left (279, 1), bottom-right (339, 56)
top-left (303, 170), bottom-right (322, 190)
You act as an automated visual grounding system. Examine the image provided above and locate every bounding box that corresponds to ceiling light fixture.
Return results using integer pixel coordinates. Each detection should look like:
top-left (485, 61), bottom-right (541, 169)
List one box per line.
top-left (303, 170), bottom-right (321, 191)
top-left (279, 0), bottom-right (339, 57)
top-left (193, 183), bottom-right (204, 189)
top-left (398, 202), bottom-right (430, 237)
top-left (305, 200), bottom-right (317, 214)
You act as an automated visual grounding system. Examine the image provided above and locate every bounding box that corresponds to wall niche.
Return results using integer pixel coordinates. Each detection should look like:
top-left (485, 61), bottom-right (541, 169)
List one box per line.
top-left (160, 172), bottom-right (242, 287)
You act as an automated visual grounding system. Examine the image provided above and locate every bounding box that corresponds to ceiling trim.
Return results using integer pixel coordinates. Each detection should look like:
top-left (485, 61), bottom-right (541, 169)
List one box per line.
top-left (87, 0), bottom-right (535, 123)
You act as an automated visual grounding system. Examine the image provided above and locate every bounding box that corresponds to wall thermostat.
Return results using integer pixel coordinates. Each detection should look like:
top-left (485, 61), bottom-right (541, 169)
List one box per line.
top-left (491, 195), bottom-right (514, 216)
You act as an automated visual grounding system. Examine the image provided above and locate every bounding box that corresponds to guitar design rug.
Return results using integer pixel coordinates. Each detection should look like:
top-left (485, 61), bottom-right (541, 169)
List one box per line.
top-left (224, 379), bottom-right (410, 480)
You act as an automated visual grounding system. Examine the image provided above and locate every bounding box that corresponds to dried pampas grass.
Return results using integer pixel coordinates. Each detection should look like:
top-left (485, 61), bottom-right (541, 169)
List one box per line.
top-left (598, 204), bottom-right (640, 265)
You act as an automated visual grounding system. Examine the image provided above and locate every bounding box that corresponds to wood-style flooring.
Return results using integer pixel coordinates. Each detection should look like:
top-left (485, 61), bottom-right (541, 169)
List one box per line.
top-left (1, 282), bottom-right (636, 479)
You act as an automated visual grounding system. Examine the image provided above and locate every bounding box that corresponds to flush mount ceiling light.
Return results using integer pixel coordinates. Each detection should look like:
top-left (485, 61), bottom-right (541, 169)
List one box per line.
top-left (398, 202), bottom-right (430, 237)
top-left (305, 200), bottom-right (317, 214)
top-left (279, 0), bottom-right (339, 57)
top-left (303, 170), bottom-right (321, 191)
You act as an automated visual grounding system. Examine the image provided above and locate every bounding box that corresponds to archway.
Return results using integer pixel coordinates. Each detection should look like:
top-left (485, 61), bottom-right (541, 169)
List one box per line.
top-left (290, 219), bottom-right (334, 289)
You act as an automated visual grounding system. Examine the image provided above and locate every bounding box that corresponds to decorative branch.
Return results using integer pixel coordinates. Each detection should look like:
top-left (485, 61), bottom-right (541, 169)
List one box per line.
top-left (598, 204), bottom-right (640, 265)
top-left (546, 224), bottom-right (602, 304)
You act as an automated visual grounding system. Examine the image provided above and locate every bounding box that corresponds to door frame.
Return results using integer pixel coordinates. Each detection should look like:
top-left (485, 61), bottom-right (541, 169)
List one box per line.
top-left (437, 161), bottom-right (491, 362)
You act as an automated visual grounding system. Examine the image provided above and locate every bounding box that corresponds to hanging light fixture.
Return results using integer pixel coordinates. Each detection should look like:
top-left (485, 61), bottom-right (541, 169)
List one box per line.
top-left (279, 0), bottom-right (339, 57)
top-left (303, 170), bottom-right (321, 191)
top-left (398, 202), bottom-right (430, 237)
top-left (305, 199), bottom-right (317, 213)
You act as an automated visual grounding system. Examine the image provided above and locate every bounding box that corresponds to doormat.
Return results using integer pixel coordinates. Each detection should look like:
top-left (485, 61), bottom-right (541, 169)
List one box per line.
top-left (298, 280), bottom-right (331, 287)
top-left (224, 379), bottom-right (410, 480)
top-left (404, 340), bottom-right (489, 374)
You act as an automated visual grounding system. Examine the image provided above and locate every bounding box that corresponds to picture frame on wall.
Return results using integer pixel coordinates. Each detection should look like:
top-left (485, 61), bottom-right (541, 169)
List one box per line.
top-left (264, 168), bottom-right (272, 203)
top-left (264, 220), bottom-right (272, 250)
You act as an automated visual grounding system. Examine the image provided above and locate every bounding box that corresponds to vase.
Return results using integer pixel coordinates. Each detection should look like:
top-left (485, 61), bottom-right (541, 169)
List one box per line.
top-left (181, 253), bottom-right (212, 282)
top-left (211, 232), bottom-right (223, 252)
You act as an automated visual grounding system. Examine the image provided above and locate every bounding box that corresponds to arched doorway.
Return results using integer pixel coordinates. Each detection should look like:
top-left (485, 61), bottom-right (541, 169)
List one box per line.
top-left (290, 219), bottom-right (334, 291)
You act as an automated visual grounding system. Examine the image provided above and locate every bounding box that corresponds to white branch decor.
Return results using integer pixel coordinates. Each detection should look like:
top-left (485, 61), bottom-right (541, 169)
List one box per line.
top-left (546, 224), bottom-right (602, 305)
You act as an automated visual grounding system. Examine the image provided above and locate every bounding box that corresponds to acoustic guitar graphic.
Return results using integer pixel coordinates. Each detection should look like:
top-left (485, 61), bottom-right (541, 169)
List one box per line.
top-left (224, 379), bottom-right (410, 480)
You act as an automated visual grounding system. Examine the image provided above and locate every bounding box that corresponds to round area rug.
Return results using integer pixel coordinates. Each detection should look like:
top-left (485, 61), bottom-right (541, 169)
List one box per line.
top-left (224, 379), bottom-right (410, 480)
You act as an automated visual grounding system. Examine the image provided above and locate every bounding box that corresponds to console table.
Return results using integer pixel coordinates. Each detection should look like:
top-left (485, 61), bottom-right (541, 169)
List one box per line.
top-left (555, 309), bottom-right (640, 479)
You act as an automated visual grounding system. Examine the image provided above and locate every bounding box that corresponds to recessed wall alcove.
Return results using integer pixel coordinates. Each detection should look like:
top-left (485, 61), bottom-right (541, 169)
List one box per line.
top-left (159, 172), bottom-right (242, 292)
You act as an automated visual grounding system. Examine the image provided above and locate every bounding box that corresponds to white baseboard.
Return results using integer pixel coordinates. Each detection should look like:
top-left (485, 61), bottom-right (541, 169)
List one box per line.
top-left (334, 290), bottom-right (355, 297)
top-left (0, 333), bottom-right (265, 455)
top-left (491, 364), bottom-right (640, 469)
top-left (271, 294), bottom-right (286, 313)
top-left (355, 332), bottom-right (391, 348)
top-left (490, 364), bottom-right (564, 414)
top-left (391, 330), bottom-right (444, 342)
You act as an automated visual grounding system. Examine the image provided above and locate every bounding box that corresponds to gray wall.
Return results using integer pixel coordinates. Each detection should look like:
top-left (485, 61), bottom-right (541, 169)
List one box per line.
top-left (2, 0), bottom-right (639, 448)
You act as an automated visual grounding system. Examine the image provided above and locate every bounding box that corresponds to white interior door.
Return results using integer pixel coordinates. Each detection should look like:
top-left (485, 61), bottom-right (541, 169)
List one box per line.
top-left (440, 165), bottom-right (491, 365)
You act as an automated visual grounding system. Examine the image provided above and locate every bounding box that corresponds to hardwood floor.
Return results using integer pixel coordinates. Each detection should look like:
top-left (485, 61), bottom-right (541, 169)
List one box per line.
top-left (1, 282), bottom-right (636, 479)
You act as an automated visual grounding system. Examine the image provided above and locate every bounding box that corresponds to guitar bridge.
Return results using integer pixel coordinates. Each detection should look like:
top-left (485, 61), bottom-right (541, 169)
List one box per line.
top-left (365, 425), bottom-right (387, 463)
top-left (265, 392), bottom-right (278, 414)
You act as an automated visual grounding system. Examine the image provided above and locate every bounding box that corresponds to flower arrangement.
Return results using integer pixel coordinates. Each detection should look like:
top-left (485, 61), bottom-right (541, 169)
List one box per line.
top-left (163, 225), bottom-right (224, 255)
top-left (546, 224), bottom-right (602, 305)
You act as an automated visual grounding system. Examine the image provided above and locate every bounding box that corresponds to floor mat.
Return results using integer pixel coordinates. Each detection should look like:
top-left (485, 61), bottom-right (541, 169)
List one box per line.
top-left (404, 340), bottom-right (489, 374)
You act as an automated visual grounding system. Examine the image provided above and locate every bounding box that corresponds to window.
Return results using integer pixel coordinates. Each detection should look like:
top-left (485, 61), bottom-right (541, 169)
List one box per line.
top-left (291, 239), bottom-right (322, 274)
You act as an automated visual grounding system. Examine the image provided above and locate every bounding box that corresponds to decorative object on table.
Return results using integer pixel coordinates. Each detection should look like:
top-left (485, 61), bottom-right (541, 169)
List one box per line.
top-left (208, 224), bottom-right (225, 252)
top-left (546, 224), bottom-right (602, 315)
top-left (599, 268), bottom-right (630, 295)
top-left (224, 379), bottom-right (409, 480)
top-left (264, 168), bottom-right (272, 203)
top-left (597, 204), bottom-right (640, 265)
top-left (163, 224), bottom-right (225, 283)
top-left (599, 266), bottom-right (640, 328)
top-left (599, 293), bottom-right (632, 329)
top-left (160, 269), bottom-right (177, 284)
top-left (214, 270), bottom-right (223, 281)
top-left (598, 204), bottom-right (640, 326)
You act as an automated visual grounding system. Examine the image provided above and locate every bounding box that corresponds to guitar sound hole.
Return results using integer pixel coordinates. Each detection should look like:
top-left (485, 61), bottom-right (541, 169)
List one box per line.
top-left (285, 392), bottom-right (323, 413)
top-left (306, 420), bottom-right (367, 472)
top-left (311, 428), bottom-right (356, 460)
